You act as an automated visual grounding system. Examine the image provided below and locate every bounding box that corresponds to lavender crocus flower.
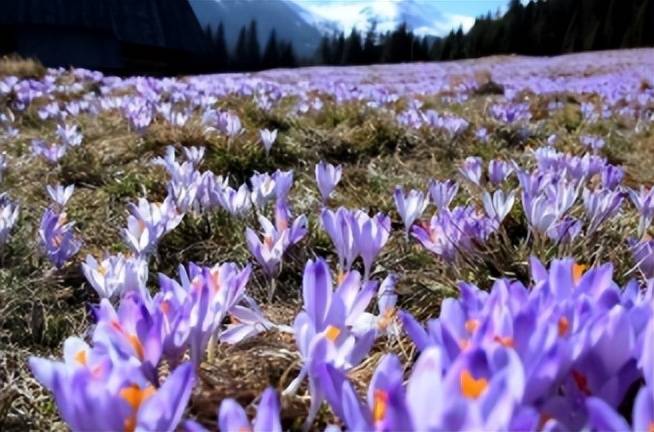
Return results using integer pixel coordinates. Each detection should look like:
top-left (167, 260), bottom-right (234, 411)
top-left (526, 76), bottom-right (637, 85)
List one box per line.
top-left (82, 253), bottom-right (148, 300)
top-left (46, 183), bottom-right (74, 208)
top-left (39, 209), bottom-right (81, 268)
top-left (0, 152), bottom-right (6, 182)
top-left (482, 189), bottom-right (515, 224)
top-left (393, 186), bottom-right (428, 235)
top-left (56, 123), bottom-right (83, 147)
top-left (123, 197), bottom-right (183, 257)
top-left (259, 128), bottom-right (278, 154)
top-left (459, 156), bottom-right (483, 186)
top-left (219, 183), bottom-right (252, 217)
top-left (428, 179), bottom-right (458, 210)
top-left (0, 193), bottom-right (19, 247)
top-left (182, 146), bottom-right (205, 167)
top-left (488, 159), bottom-right (514, 186)
top-left (315, 161), bottom-right (342, 203)
top-left (250, 170), bottom-right (293, 209)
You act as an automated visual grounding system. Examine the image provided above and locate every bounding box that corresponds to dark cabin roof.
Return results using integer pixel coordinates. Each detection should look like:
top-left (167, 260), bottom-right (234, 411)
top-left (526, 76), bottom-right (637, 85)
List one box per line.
top-left (0, 0), bottom-right (209, 54)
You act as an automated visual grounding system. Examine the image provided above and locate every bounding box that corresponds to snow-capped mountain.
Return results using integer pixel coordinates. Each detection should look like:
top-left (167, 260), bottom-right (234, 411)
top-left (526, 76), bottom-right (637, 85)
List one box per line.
top-left (189, 0), bottom-right (475, 58)
top-left (294, 0), bottom-right (475, 37)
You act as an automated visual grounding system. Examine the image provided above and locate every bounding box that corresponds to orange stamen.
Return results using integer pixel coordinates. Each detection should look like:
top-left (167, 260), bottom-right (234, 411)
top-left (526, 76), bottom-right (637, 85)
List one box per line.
top-left (460, 369), bottom-right (488, 399)
top-left (325, 325), bottom-right (341, 342)
top-left (572, 264), bottom-right (587, 285)
top-left (127, 334), bottom-right (145, 360)
top-left (74, 349), bottom-right (87, 366)
top-left (571, 370), bottom-right (592, 396)
top-left (464, 319), bottom-right (479, 333)
top-left (372, 389), bottom-right (388, 423)
top-left (459, 339), bottom-right (470, 350)
top-left (120, 384), bottom-right (156, 432)
top-left (493, 335), bottom-right (515, 348)
top-left (557, 316), bottom-right (569, 336)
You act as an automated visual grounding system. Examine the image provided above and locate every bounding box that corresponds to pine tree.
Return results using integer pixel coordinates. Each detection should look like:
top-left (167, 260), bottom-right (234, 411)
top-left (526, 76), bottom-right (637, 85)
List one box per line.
top-left (279, 42), bottom-right (297, 67)
top-left (262, 29), bottom-right (280, 70)
top-left (247, 20), bottom-right (261, 70)
top-left (233, 26), bottom-right (248, 71)
top-left (214, 22), bottom-right (229, 69)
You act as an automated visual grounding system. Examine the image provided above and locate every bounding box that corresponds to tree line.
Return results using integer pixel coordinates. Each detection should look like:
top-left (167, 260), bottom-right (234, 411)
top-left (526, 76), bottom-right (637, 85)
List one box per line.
top-left (202, 0), bottom-right (654, 71)
top-left (204, 20), bottom-right (297, 72)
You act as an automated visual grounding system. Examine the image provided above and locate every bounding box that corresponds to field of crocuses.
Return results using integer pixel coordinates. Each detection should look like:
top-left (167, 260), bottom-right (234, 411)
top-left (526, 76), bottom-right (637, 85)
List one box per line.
top-left (1, 48), bottom-right (654, 431)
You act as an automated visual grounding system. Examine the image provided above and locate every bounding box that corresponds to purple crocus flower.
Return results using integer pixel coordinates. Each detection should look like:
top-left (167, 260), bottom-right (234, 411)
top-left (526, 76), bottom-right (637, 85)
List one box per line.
top-left (393, 186), bottom-right (428, 235)
top-left (259, 128), bottom-right (278, 154)
top-left (155, 261), bottom-right (252, 367)
top-left (582, 188), bottom-right (623, 234)
top-left (321, 207), bottom-right (359, 273)
top-left (628, 238), bottom-right (654, 279)
top-left (547, 216), bottom-right (582, 244)
top-left (39, 208), bottom-right (81, 268)
top-left (286, 259), bottom-right (376, 427)
top-left (46, 183), bottom-right (75, 208)
top-left (0, 193), bottom-right (19, 247)
top-left (600, 164), bottom-right (624, 190)
top-left (580, 135), bottom-right (605, 152)
top-left (354, 211), bottom-right (391, 280)
top-left (216, 387), bottom-right (282, 432)
top-left (488, 159), bottom-right (514, 186)
top-left (29, 350), bottom-right (194, 432)
top-left (630, 186), bottom-right (654, 238)
top-left (315, 161), bottom-right (343, 203)
top-left (245, 201), bottom-right (307, 279)
top-left (459, 156), bottom-right (483, 186)
top-left (428, 179), bottom-right (458, 210)
top-left (32, 139), bottom-right (67, 164)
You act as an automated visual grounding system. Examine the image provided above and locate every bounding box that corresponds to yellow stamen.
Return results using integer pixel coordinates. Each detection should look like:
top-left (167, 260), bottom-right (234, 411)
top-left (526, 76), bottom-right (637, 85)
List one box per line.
top-left (460, 369), bottom-right (488, 399)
